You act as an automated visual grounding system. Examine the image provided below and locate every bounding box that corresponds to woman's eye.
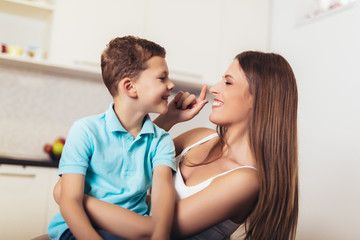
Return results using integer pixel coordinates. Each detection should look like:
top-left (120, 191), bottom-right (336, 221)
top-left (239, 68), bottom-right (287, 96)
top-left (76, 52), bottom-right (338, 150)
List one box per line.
top-left (159, 77), bottom-right (166, 81)
top-left (225, 81), bottom-right (232, 85)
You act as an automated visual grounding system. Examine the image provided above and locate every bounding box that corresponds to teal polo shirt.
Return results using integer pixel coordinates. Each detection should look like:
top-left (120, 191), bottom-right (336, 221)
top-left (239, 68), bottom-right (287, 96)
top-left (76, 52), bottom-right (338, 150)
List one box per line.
top-left (47, 103), bottom-right (176, 240)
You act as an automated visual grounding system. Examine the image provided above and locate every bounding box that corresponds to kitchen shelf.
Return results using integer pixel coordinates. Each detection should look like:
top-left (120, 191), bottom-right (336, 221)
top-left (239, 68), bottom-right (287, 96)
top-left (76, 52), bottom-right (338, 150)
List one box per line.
top-left (4, 0), bottom-right (54, 11)
top-left (296, 0), bottom-right (358, 27)
top-left (0, 0), bottom-right (54, 19)
top-left (0, 53), bottom-right (103, 81)
top-left (0, 156), bottom-right (58, 168)
top-left (0, 53), bottom-right (204, 90)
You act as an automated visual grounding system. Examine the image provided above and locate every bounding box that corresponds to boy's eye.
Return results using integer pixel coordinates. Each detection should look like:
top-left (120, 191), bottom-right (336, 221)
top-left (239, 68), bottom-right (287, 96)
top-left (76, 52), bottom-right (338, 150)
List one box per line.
top-left (225, 81), bottom-right (232, 85)
top-left (159, 77), bottom-right (166, 81)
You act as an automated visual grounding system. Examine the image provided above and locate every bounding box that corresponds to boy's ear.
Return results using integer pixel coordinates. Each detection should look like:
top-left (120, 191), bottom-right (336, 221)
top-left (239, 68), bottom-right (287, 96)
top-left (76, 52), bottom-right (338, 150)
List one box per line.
top-left (119, 78), bottom-right (137, 98)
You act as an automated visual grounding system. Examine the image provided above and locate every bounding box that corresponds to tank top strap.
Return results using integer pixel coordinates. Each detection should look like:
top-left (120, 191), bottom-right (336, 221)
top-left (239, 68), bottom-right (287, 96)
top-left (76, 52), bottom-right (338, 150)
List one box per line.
top-left (180, 132), bottom-right (218, 157)
top-left (212, 165), bottom-right (258, 179)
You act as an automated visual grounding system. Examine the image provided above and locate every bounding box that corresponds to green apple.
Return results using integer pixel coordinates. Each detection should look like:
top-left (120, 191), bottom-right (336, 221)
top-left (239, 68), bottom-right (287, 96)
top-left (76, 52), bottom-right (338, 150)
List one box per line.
top-left (52, 141), bottom-right (64, 155)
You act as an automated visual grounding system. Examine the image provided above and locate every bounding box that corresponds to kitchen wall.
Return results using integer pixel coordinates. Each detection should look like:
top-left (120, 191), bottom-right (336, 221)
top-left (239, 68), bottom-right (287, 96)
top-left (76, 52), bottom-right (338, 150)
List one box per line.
top-left (0, 64), bottom-right (111, 159)
top-left (270, 0), bottom-right (360, 239)
top-left (0, 0), bottom-right (270, 160)
top-left (0, 63), bottom-right (214, 160)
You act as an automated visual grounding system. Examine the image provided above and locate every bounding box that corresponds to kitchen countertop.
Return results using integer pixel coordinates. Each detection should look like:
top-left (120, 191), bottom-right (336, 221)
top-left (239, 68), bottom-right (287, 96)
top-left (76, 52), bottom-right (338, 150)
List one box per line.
top-left (0, 156), bottom-right (58, 168)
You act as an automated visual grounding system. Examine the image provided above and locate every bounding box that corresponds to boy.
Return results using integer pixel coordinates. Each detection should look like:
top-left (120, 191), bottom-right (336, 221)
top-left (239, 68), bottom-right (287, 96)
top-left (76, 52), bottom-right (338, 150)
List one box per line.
top-left (48, 36), bottom-right (176, 240)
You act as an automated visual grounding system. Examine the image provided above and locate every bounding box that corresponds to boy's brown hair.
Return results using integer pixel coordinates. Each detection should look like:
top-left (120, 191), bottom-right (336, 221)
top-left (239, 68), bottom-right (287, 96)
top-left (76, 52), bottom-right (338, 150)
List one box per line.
top-left (101, 35), bottom-right (166, 96)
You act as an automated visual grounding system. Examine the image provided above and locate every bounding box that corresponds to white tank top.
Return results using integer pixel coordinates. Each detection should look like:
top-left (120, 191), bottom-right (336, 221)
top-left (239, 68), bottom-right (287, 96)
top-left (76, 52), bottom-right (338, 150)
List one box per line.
top-left (174, 133), bottom-right (257, 239)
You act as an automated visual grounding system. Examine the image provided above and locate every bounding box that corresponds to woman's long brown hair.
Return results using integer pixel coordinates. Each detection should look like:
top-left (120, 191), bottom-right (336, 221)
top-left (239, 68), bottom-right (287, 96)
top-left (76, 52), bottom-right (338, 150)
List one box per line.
top-left (217, 51), bottom-right (299, 239)
top-left (187, 51), bottom-right (298, 239)
top-left (240, 51), bottom-right (298, 239)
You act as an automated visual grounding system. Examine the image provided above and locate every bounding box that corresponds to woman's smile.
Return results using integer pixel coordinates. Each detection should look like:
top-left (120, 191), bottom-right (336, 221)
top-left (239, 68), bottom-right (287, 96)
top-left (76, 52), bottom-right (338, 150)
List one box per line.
top-left (212, 99), bottom-right (223, 108)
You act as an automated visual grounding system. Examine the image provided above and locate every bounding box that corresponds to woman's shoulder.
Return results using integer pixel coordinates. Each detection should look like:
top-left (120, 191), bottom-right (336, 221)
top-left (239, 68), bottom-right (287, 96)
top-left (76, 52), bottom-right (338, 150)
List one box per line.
top-left (174, 164), bottom-right (260, 232)
top-left (208, 167), bottom-right (260, 223)
top-left (173, 127), bottom-right (216, 155)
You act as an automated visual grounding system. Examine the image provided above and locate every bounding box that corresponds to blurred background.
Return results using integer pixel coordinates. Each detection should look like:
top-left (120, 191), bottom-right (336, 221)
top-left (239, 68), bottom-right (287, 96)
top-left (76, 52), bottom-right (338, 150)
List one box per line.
top-left (0, 0), bottom-right (359, 239)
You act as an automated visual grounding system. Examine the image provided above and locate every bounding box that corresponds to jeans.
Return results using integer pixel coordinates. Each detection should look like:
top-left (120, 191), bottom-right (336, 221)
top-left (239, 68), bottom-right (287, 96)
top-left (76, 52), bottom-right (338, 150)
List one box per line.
top-left (60, 228), bottom-right (126, 240)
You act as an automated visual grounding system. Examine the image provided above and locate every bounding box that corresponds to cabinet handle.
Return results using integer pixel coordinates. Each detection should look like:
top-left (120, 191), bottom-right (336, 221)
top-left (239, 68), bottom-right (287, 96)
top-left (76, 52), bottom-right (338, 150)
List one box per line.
top-left (0, 173), bottom-right (36, 178)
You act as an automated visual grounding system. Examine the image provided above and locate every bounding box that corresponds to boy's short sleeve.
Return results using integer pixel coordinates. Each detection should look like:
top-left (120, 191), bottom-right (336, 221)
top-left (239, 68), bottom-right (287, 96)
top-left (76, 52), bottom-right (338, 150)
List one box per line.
top-left (152, 132), bottom-right (176, 172)
top-left (59, 120), bottom-right (92, 175)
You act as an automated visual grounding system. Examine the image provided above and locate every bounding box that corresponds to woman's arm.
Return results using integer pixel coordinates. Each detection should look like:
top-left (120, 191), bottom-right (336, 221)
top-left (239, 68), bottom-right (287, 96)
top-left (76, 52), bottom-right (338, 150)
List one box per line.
top-left (172, 168), bottom-right (259, 238)
top-left (85, 168), bottom-right (258, 238)
top-left (54, 168), bottom-right (258, 239)
top-left (60, 174), bottom-right (102, 240)
top-left (83, 195), bottom-right (153, 239)
top-left (54, 178), bottom-right (154, 239)
top-left (154, 85), bottom-right (208, 131)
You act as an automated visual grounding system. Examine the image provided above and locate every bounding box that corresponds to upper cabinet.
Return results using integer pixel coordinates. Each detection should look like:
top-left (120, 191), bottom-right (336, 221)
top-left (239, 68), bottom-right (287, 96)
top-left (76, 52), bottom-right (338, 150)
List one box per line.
top-left (0, 0), bottom-right (54, 61)
top-left (48, 0), bottom-right (147, 70)
top-left (144, 0), bottom-right (223, 86)
top-left (218, 0), bottom-right (271, 78)
top-left (144, 0), bottom-right (271, 86)
top-left (0, 0), bottom-right (270, 86)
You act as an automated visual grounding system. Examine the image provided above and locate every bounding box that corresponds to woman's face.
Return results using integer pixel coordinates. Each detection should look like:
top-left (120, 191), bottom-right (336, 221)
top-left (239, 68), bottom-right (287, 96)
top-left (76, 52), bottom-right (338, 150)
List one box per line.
top-left (209, 59), bottom-right (253, 127)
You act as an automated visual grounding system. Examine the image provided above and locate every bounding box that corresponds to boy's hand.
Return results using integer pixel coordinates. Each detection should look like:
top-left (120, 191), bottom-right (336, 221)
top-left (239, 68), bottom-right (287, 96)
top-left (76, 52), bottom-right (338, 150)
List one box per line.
top-left (154, 85), bottom-right (208, 131)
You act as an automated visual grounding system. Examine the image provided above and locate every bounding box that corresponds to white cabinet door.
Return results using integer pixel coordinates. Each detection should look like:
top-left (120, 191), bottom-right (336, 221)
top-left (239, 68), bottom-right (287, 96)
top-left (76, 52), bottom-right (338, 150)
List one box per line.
top-left (144, 0), bottom-right (270, 86)
top-left (0, 0), bottom-right (54, 60)
top-left (218, 0), bottom-right (271, 80)
top-left (49, 0), bottom-right (147, 68)
top-left (144, 0), bottom-right (223, 86)
top-left (0, 165), bottom-right (58, 240)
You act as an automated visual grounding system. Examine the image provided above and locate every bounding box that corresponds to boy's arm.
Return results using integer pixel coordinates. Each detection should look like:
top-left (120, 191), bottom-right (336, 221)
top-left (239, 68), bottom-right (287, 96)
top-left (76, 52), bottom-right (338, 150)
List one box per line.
top-left (60, 173), bottom-right (102, 240)
top-left (150, 165), bottom-right (175, 240)
top-left (154, 85), bottom-right (208, 131)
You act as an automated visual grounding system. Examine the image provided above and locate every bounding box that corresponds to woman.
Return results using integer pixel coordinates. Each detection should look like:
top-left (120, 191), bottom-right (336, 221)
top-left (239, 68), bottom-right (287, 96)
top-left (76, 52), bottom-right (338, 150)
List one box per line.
top-left (55, 51), bottom-right (298, 239)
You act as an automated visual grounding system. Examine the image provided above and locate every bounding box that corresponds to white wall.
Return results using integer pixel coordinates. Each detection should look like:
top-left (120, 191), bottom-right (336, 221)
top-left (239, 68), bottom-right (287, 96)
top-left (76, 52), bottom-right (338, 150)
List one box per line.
top-left (0, 0), bottom-right (271, 158)
top-left (270, 1), bottom-right (360, 239)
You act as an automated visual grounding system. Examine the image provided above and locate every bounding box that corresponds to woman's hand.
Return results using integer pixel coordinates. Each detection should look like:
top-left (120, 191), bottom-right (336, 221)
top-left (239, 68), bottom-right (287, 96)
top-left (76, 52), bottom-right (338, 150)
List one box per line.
top-left (154, 85), bottom-right (208, 131)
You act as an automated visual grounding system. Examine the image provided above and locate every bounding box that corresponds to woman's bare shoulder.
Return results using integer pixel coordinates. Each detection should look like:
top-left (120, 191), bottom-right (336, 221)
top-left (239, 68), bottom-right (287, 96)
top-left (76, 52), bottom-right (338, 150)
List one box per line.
top-left (173, 167), bottom-right (259, 236)
top-left (215, 167), bottom-right (259, 221)
top-left (173, 128), bottom-right (216, 155)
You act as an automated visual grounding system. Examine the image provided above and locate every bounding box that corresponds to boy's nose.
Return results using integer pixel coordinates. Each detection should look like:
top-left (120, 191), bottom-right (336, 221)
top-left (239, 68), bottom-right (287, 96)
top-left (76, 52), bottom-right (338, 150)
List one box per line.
top-left (168, 80), bottom-right (175, 91)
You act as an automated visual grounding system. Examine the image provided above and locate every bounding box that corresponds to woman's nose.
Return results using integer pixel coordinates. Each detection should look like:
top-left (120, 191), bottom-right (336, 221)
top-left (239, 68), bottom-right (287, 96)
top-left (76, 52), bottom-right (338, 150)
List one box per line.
top-left (209, 84), bottom-right (218, 95)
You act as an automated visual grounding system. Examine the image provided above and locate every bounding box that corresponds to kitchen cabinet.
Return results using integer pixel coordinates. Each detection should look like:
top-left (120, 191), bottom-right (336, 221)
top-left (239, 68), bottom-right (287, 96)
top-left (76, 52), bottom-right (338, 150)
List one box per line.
top-left (0, 164), bottom-right (59, 240)
top-left (218, 0), bottom-right (270, 76)
top-left (48, 0), bottom-right (206, 86)
top-left (145, 0), bottom-right (270, 86)
top-left (48, 0), bottom-right (147, 69)
top-left (0, 0), bottom-right (54, 60)
top-left (0, 0), bottom-right (270, 87)
top-left (144, 0), bottom-right (223, 86)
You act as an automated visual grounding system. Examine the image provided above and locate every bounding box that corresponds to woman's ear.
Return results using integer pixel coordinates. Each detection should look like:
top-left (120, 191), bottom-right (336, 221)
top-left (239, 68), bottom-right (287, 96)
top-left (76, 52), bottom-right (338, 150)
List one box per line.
top-left (119, 78), bottom-right (137, 98)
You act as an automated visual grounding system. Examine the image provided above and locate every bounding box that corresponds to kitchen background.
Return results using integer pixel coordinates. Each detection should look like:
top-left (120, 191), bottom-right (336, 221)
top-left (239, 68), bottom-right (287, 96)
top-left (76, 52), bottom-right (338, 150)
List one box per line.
top-left (0, 0), bottom-right (359, 239)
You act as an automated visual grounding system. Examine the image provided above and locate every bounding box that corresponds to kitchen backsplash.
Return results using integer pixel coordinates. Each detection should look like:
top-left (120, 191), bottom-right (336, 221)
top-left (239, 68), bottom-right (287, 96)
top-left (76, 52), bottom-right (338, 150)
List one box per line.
top-left (0, 64), bottom-right (112, 159)
top-left (0, 64), bottom-right (214, 160)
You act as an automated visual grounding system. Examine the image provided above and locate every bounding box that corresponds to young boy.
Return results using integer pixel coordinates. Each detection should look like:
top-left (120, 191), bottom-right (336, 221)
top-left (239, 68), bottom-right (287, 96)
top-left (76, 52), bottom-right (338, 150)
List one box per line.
top-left (47, 36), bottom-right (176, 240)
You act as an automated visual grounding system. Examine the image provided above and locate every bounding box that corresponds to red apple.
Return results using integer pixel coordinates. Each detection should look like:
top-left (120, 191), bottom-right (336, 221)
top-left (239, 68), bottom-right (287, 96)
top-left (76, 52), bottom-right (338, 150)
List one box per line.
top-left (43, 144), bottom-right (53, 154)
top-left (56, 137), bottom-right (66, 145)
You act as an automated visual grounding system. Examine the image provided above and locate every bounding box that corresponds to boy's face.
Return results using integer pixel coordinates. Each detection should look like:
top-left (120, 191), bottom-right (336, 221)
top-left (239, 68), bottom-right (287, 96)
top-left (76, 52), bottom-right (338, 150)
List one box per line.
top-left (134, 56), bottom-right (174, 114)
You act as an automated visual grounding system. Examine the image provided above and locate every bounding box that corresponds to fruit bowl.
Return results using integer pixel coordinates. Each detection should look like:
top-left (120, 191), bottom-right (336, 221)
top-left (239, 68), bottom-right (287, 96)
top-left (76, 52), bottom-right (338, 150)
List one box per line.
top-left (43, 137), bottom-right (66, 162)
